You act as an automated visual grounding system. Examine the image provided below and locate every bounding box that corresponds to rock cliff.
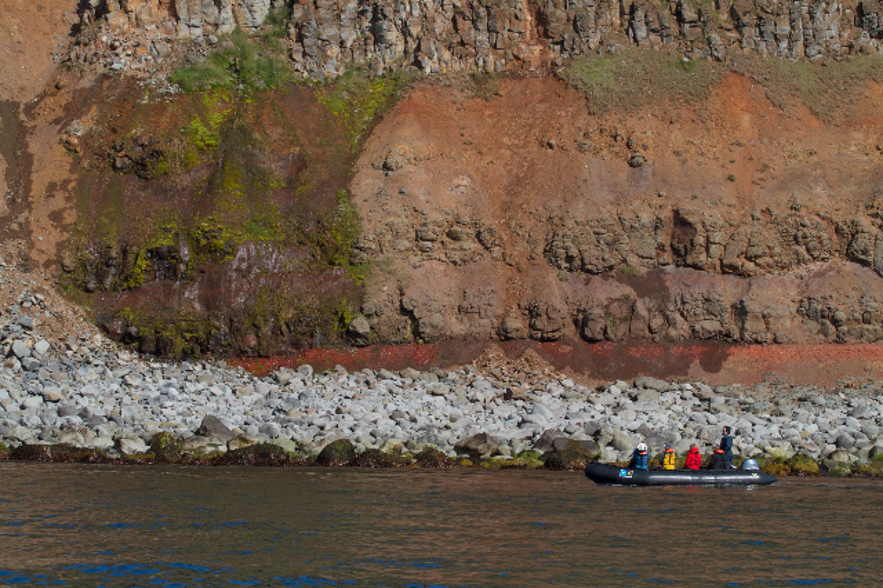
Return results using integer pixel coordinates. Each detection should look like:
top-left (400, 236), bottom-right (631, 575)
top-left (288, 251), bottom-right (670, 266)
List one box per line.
top-left (5, 0), bottom-right (883, 362)
top-left (344, 74), bottom-right (883, 347)
top-left (66, 0), bottom-right (883, 79)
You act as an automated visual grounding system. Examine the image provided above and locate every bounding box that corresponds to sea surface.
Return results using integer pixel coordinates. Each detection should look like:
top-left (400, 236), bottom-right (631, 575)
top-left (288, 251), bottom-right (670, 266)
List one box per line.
top-left (0, 463), bottom-right (880, 587)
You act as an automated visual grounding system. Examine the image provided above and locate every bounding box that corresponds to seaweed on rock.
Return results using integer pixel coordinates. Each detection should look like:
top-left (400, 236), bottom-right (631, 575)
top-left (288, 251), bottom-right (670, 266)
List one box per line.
top-left (215, 443), bottom-right (307, 466)
top-left (350, 448), bottom-right (411, 468)
top-left (414, 447), bottom-right (457, 468)
top-left (10, 444), bottom-right (111, 463)
top-left (149, 432), bottom-right (183, 463)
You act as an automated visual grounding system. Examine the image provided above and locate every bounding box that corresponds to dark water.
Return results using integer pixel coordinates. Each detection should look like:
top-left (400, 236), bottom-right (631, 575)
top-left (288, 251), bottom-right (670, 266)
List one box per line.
top-left (0, 463), bottom-right (881, 587)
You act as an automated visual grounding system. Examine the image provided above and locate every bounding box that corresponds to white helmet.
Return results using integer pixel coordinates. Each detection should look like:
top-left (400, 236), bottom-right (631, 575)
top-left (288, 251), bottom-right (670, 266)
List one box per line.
top-left (637, 443), bottom-right (648, 451)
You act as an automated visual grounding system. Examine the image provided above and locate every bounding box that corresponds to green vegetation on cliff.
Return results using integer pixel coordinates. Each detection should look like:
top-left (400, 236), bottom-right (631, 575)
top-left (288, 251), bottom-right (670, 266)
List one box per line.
top-left (317, 70), bottom-right (418, 148)
top-left (563, 49), bottom-right (883, 119)
top-left (64, 35), bottom-right (420, 358)
top-left (170, 9), bottom-right (293, 93)
top-left (308, 189), bottom-right (360, 268)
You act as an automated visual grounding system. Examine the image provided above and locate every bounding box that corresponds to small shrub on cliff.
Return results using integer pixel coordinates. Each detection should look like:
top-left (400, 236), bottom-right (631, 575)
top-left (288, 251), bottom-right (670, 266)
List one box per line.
top-left (346, 263), bottom-right (372, 286)
top-left (170, 53), bottom-right (232, 92)
top-left (334, 298), bottom-right (356, 332)
top-left (467, 72), bottom-right (503, 101)
top-left (263, 6), bottom-right (292, 41)
top-left (171, 28), bottom-right (292, 93)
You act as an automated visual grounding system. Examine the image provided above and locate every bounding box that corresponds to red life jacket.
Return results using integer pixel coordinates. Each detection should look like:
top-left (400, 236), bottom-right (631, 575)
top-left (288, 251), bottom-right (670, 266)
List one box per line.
top-left (685, 448), bottom-right (702, 470)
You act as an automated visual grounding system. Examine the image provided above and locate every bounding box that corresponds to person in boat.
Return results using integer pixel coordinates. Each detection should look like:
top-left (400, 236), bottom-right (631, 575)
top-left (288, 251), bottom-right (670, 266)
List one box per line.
top-left (684, 444), bottom-right (702, 470)
top-left (630, 443), bottom-right (649, 470)
top-left (706, 448), bottom-right (728, 470)
top-left (720, 426), bottom-right (734, 469)
top-left (661, 444), bottom-right (676, 470)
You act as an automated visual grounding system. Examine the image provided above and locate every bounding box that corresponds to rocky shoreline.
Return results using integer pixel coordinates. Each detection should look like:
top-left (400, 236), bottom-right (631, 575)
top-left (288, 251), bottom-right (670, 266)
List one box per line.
top-left (1, 311), bottom-right (882, 477)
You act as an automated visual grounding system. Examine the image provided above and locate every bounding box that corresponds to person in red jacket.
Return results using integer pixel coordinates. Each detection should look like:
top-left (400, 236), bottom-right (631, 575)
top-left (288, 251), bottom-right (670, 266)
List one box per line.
top-left (684, 444), bottom-right (702, 470)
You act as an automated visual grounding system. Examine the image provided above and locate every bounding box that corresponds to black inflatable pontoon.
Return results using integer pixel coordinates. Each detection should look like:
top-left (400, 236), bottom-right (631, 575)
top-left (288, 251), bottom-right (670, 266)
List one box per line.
top-left (584, 462), bottom-right (777, 486)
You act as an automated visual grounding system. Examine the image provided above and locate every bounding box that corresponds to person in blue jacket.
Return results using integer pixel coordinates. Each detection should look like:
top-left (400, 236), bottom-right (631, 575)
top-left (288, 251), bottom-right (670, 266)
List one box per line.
top-left (720, 426), bottom-right (734, 469)
top-left (630, 443), bottom-right (649, 470)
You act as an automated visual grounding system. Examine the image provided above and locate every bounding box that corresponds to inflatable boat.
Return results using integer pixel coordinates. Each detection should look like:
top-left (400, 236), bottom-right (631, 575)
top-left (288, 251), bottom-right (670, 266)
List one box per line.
top-left (584, 461), bottom-right (777, 486)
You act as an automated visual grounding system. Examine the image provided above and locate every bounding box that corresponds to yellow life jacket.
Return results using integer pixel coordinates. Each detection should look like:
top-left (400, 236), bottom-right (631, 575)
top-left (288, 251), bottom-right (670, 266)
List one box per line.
top-left (662, 449), bottom-right (676, 470)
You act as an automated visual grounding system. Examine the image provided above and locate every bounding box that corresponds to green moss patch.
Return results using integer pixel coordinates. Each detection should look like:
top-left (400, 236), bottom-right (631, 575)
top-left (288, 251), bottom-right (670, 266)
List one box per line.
top-left (191, 216), bottom-right (237, 263)
top-left (561, 49), bottom-right (726, 114)
top-left (541, 440), bottom-right (600, 470)
top-left (317, 69), bottom-right (418, 149)
top-left (414, 447), bottom-right (457, 468)
top-left (762, 462), bottom-right (792, 477)
top-left (306, 189), bottom-right (359, 268)
top-left (149, 432), bottom-right (183, 463)
top-left (562, 49), bottom-right (883, 120)
top-left (787, 453), bottom-right (821, 476)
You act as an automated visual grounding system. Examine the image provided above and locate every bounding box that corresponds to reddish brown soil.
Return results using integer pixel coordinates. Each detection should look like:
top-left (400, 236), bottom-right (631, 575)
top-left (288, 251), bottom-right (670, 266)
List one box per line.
top-left (234, 343), bottom-right (441, 376)
top-left (353, 73), bottom-right (883, 254)
top-left (232, 341), bottom-right (883, 388)
top-left (0, 0), bottom-right (76, 103)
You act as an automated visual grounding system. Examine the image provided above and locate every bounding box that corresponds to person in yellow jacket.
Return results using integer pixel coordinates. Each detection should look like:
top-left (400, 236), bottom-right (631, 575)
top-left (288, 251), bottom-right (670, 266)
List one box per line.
top-left (661, 443), bottom-right (676, 470)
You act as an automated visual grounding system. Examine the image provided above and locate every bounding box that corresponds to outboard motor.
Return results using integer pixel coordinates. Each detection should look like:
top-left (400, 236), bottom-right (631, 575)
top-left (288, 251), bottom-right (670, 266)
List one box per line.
top-left (741, 458), bottom-right (761, 471)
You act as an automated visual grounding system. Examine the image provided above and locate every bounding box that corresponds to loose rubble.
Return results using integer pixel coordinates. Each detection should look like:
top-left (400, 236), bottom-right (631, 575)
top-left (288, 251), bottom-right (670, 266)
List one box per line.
top-left (1, 308), bottom-right (882, 477)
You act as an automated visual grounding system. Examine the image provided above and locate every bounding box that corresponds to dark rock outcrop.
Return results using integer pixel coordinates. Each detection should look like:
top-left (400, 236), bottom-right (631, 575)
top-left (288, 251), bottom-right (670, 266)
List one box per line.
top-left (542, 439), bottom-right (600, 470)
top-left (315, 438), bottom-right (357, 466)
top-left (149, 432), bottom-right (182, 463)
top-left (195, 415), bottom-right (235, 442)
top-left (454, 432), bottom-right (503, 460)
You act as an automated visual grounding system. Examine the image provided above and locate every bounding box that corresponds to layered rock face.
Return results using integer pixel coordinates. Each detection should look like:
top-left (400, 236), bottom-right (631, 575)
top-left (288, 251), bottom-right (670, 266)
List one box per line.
top-left (81, 0), bottom-right (280, 34)
top-left (174, 0), bottom-right (277, 37)
top-left (68, 0), bottom-right (285, 71)
top-left (344, 75), bottom-right (883, 347)
top-left (69, 0), bottom-right (883, 78)
top-left (40, 0), bottom-right (883, 356)
top-left (351, 207), bottom-right (883, 345)
top-left (286, 0), bottom-right (870, 78)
